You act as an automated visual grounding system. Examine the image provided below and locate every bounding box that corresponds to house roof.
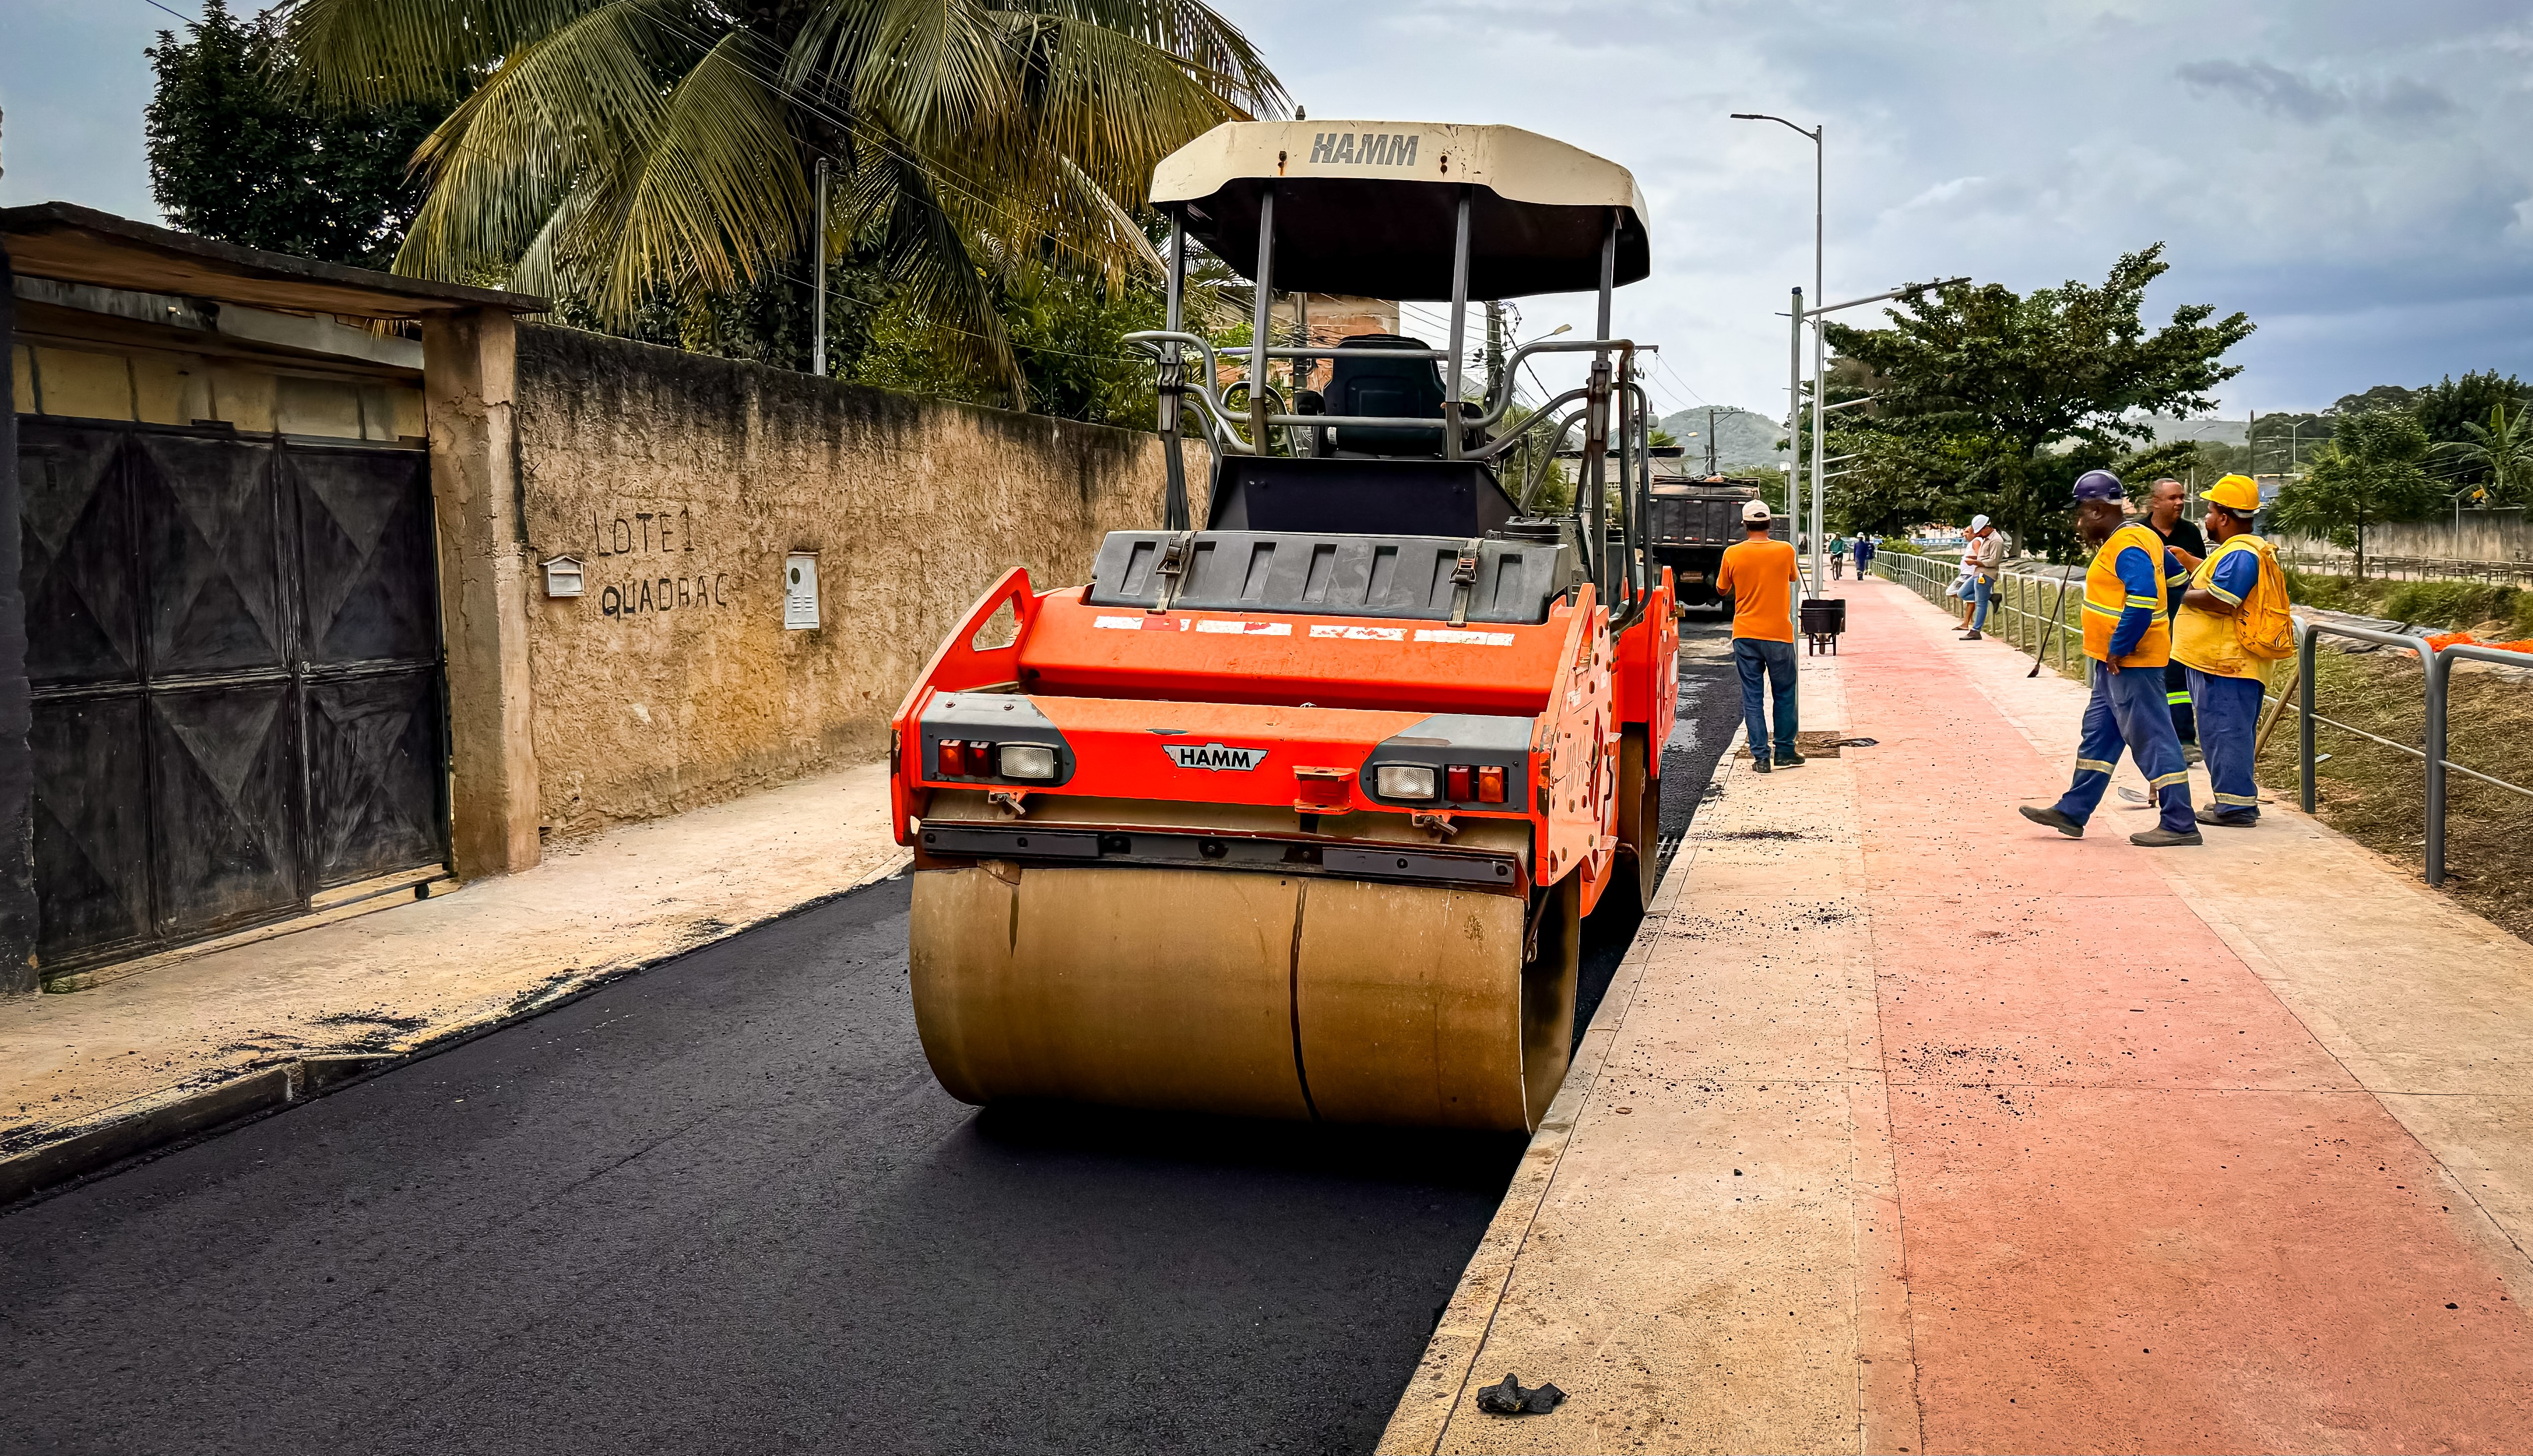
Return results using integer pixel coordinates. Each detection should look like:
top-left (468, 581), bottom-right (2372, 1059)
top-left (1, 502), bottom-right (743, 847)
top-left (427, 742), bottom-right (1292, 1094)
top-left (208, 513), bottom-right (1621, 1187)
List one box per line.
top-left (0, 202), bottom-right (547, 321)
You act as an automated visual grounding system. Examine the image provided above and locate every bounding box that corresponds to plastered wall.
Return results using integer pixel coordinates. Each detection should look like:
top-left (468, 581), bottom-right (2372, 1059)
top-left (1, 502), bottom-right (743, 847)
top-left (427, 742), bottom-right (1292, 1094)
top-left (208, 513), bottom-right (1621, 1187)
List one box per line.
top-left (513, 325), bottom-right (1185, 838)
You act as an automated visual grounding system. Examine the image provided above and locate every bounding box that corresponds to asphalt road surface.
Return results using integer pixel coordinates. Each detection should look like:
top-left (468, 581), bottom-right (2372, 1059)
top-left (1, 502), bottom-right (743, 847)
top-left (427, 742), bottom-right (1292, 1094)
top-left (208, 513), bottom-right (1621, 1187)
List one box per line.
top-left (0, 617), bottom-right (1745, 1456)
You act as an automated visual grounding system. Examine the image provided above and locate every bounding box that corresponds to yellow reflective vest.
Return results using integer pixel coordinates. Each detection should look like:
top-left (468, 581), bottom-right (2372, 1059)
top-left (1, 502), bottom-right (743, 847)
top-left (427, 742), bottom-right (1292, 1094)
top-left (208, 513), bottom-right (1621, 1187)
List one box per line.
top-left (2173, 534), bottom-right (2278, 685)
top-left (2081, 523), bottom-right (2174, 668)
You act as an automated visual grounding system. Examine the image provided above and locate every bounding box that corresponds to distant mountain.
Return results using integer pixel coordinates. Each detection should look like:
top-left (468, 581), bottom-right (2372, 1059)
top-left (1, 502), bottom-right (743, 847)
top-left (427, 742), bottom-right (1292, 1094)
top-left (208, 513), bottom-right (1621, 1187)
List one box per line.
top-left (2139, 414), bottom-right (2246, 447)
top-left (1657, 407), bottom-right (1786, 471)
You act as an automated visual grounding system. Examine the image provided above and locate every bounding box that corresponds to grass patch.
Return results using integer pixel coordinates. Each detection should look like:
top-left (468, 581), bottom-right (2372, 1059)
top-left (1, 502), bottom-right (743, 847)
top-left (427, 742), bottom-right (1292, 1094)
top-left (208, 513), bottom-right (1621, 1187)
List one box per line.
top-left (2259, 649), bottom-right (2533, 945)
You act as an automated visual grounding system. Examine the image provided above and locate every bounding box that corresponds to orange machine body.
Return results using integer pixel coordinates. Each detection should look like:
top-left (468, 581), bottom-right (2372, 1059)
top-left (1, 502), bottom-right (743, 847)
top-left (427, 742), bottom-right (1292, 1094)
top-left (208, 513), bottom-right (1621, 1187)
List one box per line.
top-left (889, 563), bottom-right (1676, 914)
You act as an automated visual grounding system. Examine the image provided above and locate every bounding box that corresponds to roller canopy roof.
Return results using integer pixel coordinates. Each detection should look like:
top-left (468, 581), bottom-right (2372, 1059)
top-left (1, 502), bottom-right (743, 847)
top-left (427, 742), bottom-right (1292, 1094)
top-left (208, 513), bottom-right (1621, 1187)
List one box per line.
top-left (1153, 121), bottom-right (1650, 300)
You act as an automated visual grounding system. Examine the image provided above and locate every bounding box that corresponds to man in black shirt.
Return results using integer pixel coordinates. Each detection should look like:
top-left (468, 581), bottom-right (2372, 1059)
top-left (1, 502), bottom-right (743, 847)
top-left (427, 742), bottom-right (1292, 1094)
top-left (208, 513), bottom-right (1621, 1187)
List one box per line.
top-left (2147, 477), bottom-right (2207, 750)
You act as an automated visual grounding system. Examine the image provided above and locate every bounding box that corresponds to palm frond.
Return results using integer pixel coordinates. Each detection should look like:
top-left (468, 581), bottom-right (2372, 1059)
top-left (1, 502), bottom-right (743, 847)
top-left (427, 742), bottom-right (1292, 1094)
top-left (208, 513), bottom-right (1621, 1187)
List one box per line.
top-left (276, 0), bottom-right (610, 105)
top-left (582, 33), bottom-right (809, 318)
top-left (394, 0), bottom-right (702, 279)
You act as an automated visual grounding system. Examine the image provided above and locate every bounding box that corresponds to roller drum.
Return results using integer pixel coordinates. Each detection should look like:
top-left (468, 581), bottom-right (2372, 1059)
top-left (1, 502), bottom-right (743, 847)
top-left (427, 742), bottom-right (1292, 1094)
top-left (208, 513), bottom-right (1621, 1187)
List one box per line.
top-left (909, 862), bottom-right (1580, 1132)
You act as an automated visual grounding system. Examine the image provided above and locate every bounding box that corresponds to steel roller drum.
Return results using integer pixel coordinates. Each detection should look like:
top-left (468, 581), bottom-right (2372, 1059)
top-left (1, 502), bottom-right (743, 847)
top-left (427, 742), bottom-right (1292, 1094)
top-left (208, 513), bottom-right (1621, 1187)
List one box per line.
top-left (909, 863), bottom-right (1579, 1132)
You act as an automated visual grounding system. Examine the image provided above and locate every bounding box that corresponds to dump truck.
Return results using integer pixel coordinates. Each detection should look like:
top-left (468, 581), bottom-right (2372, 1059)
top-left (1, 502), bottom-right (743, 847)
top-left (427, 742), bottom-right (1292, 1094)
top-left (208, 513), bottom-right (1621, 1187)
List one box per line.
top-left (1646, 476), bottom-right (1785, 609)
top-left (889, 121), bottom-right (1675, 1133)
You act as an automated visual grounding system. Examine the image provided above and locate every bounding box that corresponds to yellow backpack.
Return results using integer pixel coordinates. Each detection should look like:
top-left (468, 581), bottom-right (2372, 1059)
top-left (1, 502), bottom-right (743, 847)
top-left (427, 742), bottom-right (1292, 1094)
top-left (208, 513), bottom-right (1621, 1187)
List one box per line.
top-left (2232, 538), bottom-right (2295, 660)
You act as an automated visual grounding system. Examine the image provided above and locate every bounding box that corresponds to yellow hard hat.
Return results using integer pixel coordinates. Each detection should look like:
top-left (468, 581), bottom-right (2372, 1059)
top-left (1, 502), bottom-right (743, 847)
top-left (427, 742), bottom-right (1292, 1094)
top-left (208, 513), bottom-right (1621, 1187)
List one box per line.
top-left (2202, 473), bottom-right (2260, 512)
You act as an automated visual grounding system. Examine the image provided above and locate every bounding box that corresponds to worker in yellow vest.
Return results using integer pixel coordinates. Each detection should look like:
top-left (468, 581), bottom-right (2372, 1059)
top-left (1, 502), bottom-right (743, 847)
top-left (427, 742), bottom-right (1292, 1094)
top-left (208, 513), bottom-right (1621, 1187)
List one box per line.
top-left (2172, 474), bottom-right (2283, 827)
top-left (2020, 469), bottom-right (2201, 846)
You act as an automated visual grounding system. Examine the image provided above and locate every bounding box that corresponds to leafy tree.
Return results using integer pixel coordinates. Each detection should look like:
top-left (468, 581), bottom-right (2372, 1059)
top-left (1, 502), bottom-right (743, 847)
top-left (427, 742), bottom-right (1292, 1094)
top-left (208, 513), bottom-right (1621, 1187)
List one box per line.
top-left (2437, 401), bottom-right (2533, 509)
top-left (277, 0), bottom-right (1282, 406)
top-left (853, 265), bottom-right (1166, 427)
top-left (2269, 410), bottom-right (2439, 579)
top-left (145, 0), bottom-right (441, 269)
top-left (1823, 244), bottom-right (2252, 556)
top-left (2412, 371), bottom-right (2533, 489)
top-left (2330, 384), bottom-right (2418, 415)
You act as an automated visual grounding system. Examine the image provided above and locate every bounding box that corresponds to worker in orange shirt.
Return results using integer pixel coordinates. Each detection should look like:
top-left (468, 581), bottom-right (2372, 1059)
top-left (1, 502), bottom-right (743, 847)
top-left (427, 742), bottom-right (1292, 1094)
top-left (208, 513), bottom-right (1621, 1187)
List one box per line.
top-left (1714, 499), bottom-right (1804, 773)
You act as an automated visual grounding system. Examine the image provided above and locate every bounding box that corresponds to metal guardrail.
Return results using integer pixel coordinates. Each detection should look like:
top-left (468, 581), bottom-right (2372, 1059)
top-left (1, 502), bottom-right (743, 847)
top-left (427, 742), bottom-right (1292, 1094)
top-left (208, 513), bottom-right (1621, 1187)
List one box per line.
top-left (1873, 556), bottom-right (2532, 887)
top-left (1871, 552), bottom-right (2086, 675)
top-left (2290, 622), bottom-right (2533, 884)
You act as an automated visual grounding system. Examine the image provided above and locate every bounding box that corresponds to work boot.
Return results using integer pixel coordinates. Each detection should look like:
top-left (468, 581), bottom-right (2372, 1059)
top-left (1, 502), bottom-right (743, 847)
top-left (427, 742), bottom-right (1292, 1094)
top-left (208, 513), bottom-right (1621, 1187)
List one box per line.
top-left (2129, 826), bottom-right (2203, 847)
top-left (2195, 807), bottom-right (2258, 829)
top-left (1749, 758), bottom-right (1772, 774)
top-left (1774, 750), bottom-right (1807, 768)
top-left (2019, 804), bottom-right (2084, 838)
top-left (1960, 630), bottom-right (1983, 640)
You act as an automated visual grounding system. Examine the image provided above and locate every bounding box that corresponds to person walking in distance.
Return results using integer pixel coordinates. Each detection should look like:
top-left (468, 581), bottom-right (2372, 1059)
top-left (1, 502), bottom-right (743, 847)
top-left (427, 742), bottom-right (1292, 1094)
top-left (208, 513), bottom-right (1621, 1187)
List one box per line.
top-left (1854, 533), bottom-right (1873, 580)
top-left (1716, 499), bottom-right (1804, 773)
top-left (2019, 470), bottom-right (2202, 846)
top-left (1959, 515), bottom-right (2005, 640)
top-left (2171, 474), bottom-right (2290, 828)
top-left (2145, 477), bottom-right (2208, 755)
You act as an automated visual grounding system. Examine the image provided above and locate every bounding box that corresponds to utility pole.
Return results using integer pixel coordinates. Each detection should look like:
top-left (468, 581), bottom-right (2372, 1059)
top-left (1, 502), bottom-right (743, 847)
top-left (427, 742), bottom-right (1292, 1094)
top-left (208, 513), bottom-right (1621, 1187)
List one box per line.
top-left (810, 157), bottom-right (829, 377)
top-left (1707, 406), bottom-right (1718, 476)
top-left (1485, 300), bottom-right (1504, 408)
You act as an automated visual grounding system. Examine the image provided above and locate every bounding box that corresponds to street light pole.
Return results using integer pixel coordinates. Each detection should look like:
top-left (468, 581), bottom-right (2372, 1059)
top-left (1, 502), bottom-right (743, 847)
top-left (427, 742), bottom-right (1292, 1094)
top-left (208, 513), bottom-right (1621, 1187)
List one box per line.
top-left (1787, 286), bottom-right (1804, 635)
top-left (1735, 112), bottom-right (1826, 592)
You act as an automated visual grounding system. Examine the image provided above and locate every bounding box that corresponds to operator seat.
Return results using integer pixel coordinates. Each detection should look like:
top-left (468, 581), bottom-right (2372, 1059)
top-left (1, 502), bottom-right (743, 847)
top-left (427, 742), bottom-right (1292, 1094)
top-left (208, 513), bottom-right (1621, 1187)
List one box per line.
top-left (1324, 334), bottom-right (1483, 456)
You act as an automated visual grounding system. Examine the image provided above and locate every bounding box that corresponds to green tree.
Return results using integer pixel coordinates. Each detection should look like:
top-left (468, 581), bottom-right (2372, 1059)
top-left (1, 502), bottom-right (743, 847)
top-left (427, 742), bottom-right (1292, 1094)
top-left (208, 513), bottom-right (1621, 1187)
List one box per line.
top-left (2269, 410), bottom-right (2439, 579)
top-left (2412, 371), bottom-right (2533, 490)
top-left (1822, 244), bottom-right (2252, 556)
top-left (277, 0), bottom-right (1282, 406)
top-left (145, 0), bottom-right (442, 269)
top-left (852, 265), bottom-right (1165, 426)
top-left (2437, 400), bottom-right (2533, 509)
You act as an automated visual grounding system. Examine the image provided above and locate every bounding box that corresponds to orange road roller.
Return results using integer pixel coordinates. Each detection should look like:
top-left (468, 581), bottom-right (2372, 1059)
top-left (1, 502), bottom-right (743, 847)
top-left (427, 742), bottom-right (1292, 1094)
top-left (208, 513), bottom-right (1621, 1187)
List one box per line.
top-left (890, 121), bottom-right (1676, 1133)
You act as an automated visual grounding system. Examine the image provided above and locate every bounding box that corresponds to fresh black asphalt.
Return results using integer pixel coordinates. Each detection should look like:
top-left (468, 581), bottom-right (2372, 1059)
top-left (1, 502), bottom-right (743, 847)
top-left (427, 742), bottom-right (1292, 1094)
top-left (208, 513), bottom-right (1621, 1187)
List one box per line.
top-left (0, 619), bottom-right (1744, 1455)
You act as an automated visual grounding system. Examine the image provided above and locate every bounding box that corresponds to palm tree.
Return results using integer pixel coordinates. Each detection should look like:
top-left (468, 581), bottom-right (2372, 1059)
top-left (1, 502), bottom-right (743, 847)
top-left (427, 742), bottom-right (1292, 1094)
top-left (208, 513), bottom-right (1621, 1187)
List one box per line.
top-left (277, 0), bottom-right (1283, 403)
top-left (2439, 400), bottom-right (2533, 509)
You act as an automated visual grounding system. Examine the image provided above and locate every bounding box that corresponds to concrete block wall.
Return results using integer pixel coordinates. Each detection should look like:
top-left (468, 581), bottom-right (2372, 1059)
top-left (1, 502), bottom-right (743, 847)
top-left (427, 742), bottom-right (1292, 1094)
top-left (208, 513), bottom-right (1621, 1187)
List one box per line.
top-left (511, 325), bottom-right (1186, 840)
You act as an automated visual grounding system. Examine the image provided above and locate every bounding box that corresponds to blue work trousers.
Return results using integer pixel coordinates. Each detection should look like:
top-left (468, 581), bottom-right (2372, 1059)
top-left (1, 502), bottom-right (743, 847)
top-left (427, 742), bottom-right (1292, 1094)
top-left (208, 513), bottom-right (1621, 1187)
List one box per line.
top-left (2055, 660), bottom-right (2196, 835)
top-left (1732, 638), bottom-right (1799, 762)
top-left (2188, 669), bottom-right (2264, 820)
top-left (1969, 575), bottom-right (1995, 630)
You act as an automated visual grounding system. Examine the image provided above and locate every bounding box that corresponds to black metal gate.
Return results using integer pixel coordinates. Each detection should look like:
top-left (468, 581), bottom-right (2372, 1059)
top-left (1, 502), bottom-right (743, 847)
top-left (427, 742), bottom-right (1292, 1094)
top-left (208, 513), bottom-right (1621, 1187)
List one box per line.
top-left (17, 419), bottom-right (447, 975)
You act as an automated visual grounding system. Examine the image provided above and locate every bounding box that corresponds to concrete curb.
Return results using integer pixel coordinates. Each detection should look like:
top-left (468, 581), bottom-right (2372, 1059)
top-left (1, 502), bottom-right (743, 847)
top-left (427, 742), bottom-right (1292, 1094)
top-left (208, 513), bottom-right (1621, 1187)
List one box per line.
top-left (1376, 734), bottom-right (1742, 1456)
top-left (0, 849), bottom-right (914, 1212)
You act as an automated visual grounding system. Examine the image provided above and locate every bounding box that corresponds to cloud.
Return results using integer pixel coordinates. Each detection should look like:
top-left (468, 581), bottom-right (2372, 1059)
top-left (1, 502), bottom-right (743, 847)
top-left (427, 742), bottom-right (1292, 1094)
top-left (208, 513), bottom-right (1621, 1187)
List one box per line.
top-left (2175, 58), bottom-right (2460, 127)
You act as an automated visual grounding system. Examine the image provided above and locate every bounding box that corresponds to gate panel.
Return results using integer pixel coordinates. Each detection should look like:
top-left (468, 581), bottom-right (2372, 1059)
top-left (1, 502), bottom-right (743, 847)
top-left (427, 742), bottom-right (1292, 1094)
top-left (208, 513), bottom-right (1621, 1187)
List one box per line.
top-left (306, 668), bottom-right (445, 887)
top-left (131, 434), bottom-right (288, 677)
top-left (29, 698), bottom-right (151, 963)
top-left (20, 424), bottom-right (139, 688)
top-left (291, 447), bottom-right (437, 664)
top-left (147, 682), bottom-right (301, 936)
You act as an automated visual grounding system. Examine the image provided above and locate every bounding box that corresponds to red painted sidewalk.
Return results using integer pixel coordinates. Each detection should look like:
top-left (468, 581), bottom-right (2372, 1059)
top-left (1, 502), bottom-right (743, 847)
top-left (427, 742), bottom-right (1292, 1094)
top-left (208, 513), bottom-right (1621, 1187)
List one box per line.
top-left (1844, 580), bottom-right (2533, 1453)
top-left (1392, 572), bottom-right (2533, 1456)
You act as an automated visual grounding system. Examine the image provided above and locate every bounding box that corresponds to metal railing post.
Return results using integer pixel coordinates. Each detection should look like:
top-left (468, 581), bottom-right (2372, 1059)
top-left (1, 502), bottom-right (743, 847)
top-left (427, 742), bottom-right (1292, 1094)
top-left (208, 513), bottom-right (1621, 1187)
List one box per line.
top-left (2426, 643), bottom-right (2448, 886)
top-left (2298, 623), bottom-right (2318, 815)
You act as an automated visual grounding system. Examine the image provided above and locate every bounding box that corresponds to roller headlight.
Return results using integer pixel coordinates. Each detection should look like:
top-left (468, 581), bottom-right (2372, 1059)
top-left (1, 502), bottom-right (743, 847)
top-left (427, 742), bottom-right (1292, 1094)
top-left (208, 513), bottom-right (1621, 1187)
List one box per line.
top-left (998, 743), bottom-right (1059, 780)
top-left (1375, 764), bottom-right (1438, 801)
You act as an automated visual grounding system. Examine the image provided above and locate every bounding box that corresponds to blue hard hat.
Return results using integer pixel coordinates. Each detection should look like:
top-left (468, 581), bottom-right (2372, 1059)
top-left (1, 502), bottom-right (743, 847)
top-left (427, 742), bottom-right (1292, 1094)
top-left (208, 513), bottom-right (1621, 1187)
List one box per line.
top-left (2072, 469), bottom-right (2124, 503)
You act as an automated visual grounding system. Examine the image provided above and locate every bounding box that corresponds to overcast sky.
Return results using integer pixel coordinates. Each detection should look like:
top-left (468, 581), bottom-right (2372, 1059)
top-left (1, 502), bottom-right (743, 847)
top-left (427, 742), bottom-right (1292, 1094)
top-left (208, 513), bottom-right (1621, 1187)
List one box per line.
top-left (8, 0), bottom-right (2532, 419)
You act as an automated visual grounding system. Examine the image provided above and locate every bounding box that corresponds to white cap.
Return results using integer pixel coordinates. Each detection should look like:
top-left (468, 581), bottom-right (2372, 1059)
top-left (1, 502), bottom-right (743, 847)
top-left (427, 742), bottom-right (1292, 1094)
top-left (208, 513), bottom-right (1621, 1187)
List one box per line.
top-left (1741, 499), bottom-right (1772, 523)
top-left (1970, 513), bottom-right (1990, 530)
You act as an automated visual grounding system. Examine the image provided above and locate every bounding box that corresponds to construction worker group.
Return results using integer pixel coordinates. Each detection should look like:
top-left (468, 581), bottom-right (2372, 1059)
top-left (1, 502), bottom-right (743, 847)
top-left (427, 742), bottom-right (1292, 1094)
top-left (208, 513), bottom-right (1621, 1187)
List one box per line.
top-left (2020, 470), bottom-right (2289, 846)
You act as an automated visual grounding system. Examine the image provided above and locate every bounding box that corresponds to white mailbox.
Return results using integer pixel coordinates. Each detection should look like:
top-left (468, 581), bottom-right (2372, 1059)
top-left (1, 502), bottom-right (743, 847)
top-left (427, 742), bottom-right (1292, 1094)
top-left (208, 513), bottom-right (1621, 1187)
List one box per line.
top-left (543, 554), bottom-right (585, 598)
top-left (783, 552), bottom-right (820, 629)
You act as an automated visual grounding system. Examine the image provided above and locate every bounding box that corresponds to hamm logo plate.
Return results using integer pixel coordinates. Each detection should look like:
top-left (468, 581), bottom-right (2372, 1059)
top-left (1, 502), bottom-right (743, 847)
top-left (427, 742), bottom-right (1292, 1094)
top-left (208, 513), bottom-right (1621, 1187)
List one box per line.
top-left (1168, 742), bottom-right (1267, 772)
